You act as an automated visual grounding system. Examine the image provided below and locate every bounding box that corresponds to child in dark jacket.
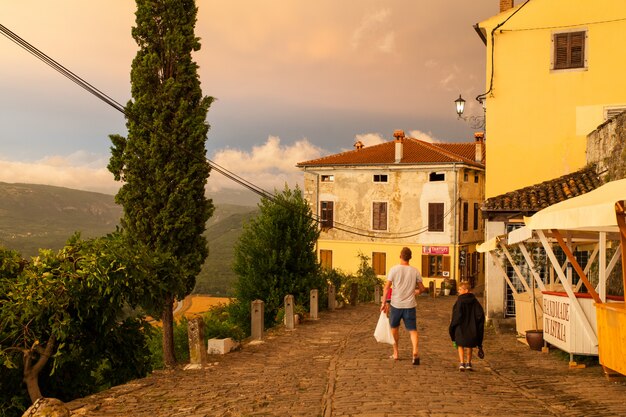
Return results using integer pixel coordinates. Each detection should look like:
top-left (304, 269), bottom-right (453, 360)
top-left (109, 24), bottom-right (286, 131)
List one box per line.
top-left (449, 281), bottom-right (485, 371)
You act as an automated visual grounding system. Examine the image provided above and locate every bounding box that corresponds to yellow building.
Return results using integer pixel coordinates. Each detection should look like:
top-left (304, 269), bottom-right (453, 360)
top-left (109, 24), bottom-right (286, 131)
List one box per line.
top-left (476, 0), bottom-right (626, 318)
top-left (476, 0), bottom-right (626, 198)
top-left (297, 130), bottom-right (486, 291)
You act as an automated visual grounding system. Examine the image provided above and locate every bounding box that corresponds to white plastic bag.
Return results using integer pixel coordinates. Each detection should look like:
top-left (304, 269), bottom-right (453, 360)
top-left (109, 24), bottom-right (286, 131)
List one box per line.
top-left (374, 312), bottom-right (394, 345)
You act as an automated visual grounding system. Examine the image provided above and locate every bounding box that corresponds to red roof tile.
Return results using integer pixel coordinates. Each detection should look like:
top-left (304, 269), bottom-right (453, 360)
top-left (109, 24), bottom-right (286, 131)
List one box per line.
top-left (297, 138), bottom-right (485, 167)
top-left (483, 166), bottom-right (602, 214)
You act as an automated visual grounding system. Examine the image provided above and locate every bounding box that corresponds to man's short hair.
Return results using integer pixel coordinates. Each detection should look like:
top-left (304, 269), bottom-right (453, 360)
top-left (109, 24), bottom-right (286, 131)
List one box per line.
top-left (458, 281), bottom-right (471, 291)
top-left (400, 247), bottom-right (412, 261)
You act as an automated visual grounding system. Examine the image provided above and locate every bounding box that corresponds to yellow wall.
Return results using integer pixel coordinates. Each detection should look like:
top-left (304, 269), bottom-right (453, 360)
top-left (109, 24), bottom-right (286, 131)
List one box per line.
top-left (479, 0), bottom-right (626, 198)
top-left (317, 239), bottom-right (454, 288)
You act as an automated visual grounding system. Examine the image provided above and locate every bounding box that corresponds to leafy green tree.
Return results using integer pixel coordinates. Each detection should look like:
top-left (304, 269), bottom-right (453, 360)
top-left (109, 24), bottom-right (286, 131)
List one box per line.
top-left (0, 235), bottom-right (152, 408)
top-left (232, 186), bottom-right (321, 330)
top-left (108, 0), bottom-right (214, 367)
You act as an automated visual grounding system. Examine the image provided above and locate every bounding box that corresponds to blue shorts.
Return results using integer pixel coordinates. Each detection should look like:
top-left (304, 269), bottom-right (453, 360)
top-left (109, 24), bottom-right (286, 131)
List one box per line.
top-left (389, 306), bottom-right (417, 331)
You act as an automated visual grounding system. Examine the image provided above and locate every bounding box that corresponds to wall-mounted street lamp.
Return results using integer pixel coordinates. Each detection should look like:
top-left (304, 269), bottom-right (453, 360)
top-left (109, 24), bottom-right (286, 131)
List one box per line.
top-left (454, 94), bottom-right (485, 130)
top-left (455, 95), bottom-right (466, 117)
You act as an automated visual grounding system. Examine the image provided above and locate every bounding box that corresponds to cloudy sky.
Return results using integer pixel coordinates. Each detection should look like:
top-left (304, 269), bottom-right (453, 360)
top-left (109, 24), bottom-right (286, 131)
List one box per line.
top-left (0, 1), bottom-right (495, 195)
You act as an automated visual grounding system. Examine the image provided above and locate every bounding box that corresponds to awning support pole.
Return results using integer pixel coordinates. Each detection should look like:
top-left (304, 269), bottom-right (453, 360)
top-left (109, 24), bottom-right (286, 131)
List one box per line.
top-left (500, 243), bottom-right (532, 293)
top-left (537, 230), bottom-right (598, 345)
top-left (517, 243), bottom-right (547, 291)
top-left (488, 251), bottom-right (518, 295)
top-left (615, 201), bottom-right (626, 294)
top-left (574, 243), bottom-right (599, 293)
top-left (551, 229), bottom-right (601, 304)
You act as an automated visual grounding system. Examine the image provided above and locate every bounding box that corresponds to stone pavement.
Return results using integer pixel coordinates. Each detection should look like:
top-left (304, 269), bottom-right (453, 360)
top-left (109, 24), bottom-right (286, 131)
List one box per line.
top-left (65, 295), bottom-right (626, 417)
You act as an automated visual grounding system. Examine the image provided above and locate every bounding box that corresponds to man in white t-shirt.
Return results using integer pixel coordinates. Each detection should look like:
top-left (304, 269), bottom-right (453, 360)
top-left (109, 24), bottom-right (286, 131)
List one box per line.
top-left (380, 247), bottom-right (426, 365)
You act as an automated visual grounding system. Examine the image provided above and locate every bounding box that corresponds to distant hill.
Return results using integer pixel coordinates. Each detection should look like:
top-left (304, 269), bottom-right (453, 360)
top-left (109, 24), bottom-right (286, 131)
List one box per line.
top-left (0, 182), bottom-right (122, 257)
top-left (0, 182), bottom-right (258, 296)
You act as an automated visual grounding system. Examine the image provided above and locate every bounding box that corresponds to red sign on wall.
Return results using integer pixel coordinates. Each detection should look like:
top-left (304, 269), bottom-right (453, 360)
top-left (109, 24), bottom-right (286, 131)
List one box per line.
top-left (422, 245), bottom-right (449, 255)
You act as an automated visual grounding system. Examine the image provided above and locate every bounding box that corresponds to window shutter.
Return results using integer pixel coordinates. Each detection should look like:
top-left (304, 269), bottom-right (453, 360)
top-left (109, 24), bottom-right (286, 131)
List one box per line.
top-left (321, 201), bottom-right (334, 228)
top-left (570, 32), bottom-right (584, 67)
top-left (554, 33), bottom-right (569, 69)
top-left (554, 31), bottom-right (585, 69)
top-left (428, 203), bottom-right (444, 232)
top-left (421, 255), bottom-right (429, 277)
top-left (443, 256), bottom-right (450, 273)
top-left (373, 202), bottom-right (387, 230)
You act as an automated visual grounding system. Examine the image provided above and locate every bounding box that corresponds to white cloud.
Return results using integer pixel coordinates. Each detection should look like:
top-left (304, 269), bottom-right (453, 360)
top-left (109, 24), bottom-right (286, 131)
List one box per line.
top-left (208, 136), bottom-right (325, 193)
top-left (355, 132), bottom-right (387, 146)
top-left (0, 137), bottom-right (326, 196)
top-left (351, 9), bottom-right (395, 53)
top-left (0, 153), bottom-right (119, 195)
top-left (408, 129), bottom-right (440, 143)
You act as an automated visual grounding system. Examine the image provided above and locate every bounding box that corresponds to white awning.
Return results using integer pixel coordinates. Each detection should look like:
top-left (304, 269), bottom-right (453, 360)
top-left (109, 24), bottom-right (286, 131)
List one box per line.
top-left (508, 226), bottom-right (533, 244)
top-left (524, 178), bottom-right (626, 232)
top-left (476, 236), bottom-right (500, 253)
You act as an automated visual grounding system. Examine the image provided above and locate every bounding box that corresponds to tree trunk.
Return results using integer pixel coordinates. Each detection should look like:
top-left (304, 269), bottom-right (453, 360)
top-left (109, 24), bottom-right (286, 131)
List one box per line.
top-left (161, 295), bottom-right (177, 368)
top-left (23, 368), bottom-right (42, 403)
top-left (23, 336), bottom-right (55, 403)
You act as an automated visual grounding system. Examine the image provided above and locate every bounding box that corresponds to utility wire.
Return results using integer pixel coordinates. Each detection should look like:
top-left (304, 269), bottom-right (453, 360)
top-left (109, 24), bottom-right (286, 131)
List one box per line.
top-left (1, 22), bottom-right (458, 240)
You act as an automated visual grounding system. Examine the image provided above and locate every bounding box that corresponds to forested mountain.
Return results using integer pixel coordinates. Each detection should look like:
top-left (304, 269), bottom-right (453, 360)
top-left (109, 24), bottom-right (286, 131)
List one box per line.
top-left (0, 182), bottom-right (258, 295)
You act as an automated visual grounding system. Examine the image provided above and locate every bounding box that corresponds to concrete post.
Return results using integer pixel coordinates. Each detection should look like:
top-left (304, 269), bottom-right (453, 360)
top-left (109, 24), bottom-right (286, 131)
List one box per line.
top-left (350, 282), bottom-right (359, 305)
top-left (187, 317), bottom-right (207, 367)
top-left (310, 289), bottom-right (319, 320)
top-left (251, 299), bottom-right (264, 340)
top-left (284, 294), bottom-right (295, 330)
top-left (328, 283), bottom-right (336, 310)
top-left (374, 285), bottom-right (380, 304)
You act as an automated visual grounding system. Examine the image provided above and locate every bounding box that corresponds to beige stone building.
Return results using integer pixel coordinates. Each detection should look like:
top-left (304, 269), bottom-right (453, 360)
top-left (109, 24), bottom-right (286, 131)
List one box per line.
top-left (297, 130), bottom-right (486, 290)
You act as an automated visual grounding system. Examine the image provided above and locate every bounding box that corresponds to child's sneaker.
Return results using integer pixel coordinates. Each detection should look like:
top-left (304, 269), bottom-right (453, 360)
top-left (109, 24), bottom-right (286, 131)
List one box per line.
top-left (465, 362), bottom-right (473, 371)
top-left (459, 363), bottom-right (466, 372)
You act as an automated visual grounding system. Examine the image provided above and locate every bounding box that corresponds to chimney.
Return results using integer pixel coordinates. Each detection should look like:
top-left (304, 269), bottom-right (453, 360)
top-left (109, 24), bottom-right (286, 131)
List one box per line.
top-left (500, 0), bottom-right (514, 13)
top-left (393, 130), bottom-right (405, 163)
top-left (354, 140), bottom-right (364, 150)
top-left (474, 132), bottom-right (484, 163)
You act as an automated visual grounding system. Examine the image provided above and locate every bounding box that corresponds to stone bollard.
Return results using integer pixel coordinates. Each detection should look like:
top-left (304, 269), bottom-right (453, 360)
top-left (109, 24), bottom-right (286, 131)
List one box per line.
top-left (349, 282), bottom-right (359, 305)
top-left (310, 289), bottom-right (319, 320)
top-left (328, 284), bottom-right (336, 310)
top-left (251, 299), bottom-right (264, 340)
top-left (284, 294), bottom-right (295, 330)
top-left (429, 281), bottom-right (436, 298)
top-left (187, 317), bottom-right (207, 368)
top-left (374, 285), bottom-right (380, 304)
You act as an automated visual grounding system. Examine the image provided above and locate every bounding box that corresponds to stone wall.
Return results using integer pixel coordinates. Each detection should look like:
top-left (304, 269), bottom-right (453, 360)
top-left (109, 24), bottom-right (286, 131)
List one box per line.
top-left (586, 111), bottom-right (626, 181)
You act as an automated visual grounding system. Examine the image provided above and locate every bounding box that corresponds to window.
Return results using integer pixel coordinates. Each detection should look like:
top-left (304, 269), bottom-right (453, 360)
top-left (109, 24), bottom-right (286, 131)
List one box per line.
top-left (473, 203), bottom-right (479, 230)
top-left (428, 202), bottom-right (444, 232)
top-left (474, 174), bottom-right (479, 184)
top-left (321, 175), bottom-right (334, 182)
top-left (320, 249), bottom-right (332, 270)
top-left (553, 31), bottom-right (586, 70)
top-left (463, 171), bottom-right (469, 182)
top-left (320, 201), bottom-right (334, 229)
top-left (421, 254), bottom-right (450, 278)
top-left (372, 252), bottom-right (386, 275)
top-left (373, 174), bottom-right (388, 183)
top-left (462, 202), bottom-right (469, 231)
top-left (372, 202), bottom-right (387, 230)
top-left (429, 172), bottom-right (445, 182)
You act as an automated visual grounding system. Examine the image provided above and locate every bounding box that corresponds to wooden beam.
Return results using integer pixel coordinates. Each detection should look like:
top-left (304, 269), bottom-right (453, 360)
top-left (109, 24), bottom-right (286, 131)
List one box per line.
top-left (551, 229), bottom-right (601, 304)
top-left (500, 243), bottom-right (532, 293)
top-left (615, 201), bottom-right (626, 296)
top-left (517, 243), bottom-right (547, 291)
top-left (537, 230), bottom-right (598, 345)
top-left (488, 251), bottom-right (518, 295)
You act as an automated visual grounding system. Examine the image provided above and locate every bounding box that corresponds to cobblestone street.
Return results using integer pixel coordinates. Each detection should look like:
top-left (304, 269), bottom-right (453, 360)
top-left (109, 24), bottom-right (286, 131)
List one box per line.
top-left (65, 295), bottom-right (626, 417)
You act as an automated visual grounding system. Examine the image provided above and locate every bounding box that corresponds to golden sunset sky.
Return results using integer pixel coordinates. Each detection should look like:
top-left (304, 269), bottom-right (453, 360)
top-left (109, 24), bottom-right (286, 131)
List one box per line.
top-left (0, 1), bottom-right (495, 194)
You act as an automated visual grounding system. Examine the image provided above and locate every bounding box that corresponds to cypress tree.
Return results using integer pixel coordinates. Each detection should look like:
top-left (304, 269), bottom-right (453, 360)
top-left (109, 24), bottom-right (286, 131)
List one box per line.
top-left (108, 0), bottom-right (213, 367)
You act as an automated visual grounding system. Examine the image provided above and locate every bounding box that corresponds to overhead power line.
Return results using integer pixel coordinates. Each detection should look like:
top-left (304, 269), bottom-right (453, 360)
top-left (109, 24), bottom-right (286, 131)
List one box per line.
top-left (0, 22), bottom-right (457, 241)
